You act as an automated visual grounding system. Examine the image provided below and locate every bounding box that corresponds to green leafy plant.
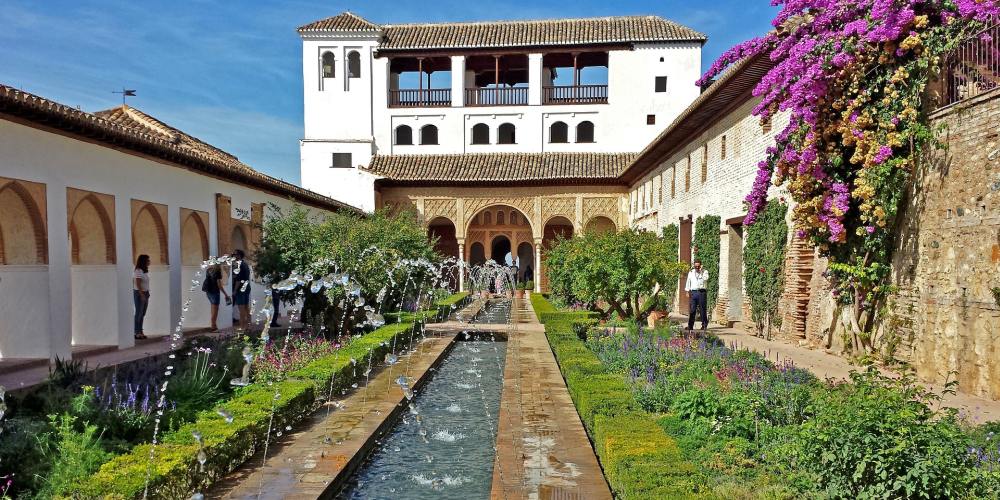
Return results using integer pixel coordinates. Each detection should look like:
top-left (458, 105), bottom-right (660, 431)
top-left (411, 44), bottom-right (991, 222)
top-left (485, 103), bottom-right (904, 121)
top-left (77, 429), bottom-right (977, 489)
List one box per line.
top-left (545, 229), bottom-right (687, 321)
top-left (692, 215), bottom-right (721, 319)
top-left (743, 200), bottom-right (788, 338)
top-left (33, 413), bottom-right (112, 498)
top-left (165, 348), bottom-right (227, 423)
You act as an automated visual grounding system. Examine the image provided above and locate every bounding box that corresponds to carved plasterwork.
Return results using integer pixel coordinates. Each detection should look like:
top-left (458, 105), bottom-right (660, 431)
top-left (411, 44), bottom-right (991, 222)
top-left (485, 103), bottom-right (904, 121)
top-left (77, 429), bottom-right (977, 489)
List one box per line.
top-left (462, 197), bottom-right (536, 228)
top-left (541, 197), bottom-right (576, 225)
top-left (583, 196), bottom-right (621, 227)
top-left (422, 198), bottom-right (458, 225)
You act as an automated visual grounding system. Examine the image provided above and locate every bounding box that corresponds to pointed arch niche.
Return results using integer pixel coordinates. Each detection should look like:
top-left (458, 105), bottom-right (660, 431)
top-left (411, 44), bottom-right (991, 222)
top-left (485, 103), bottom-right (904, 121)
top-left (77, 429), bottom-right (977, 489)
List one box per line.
top-left (0, 177), bottom-right (50, 359)
top-left (68, 188), bottom-right (118, 346)
top-left (131, 199), bottom-right (170, 336)
top-left (182, 208), bottom-right (212, 328)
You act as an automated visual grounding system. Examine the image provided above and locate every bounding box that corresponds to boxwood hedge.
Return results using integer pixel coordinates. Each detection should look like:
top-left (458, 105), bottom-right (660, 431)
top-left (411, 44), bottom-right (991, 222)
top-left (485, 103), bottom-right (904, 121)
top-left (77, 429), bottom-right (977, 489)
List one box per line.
top-left (66, 321), bottom-right (424, 499)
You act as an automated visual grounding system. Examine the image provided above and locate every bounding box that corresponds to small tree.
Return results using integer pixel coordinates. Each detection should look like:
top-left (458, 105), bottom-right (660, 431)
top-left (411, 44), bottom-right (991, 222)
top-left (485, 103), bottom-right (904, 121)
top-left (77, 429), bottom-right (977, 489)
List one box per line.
top-left (545, 229), bottom-right (686, 321)
top-left (256, 205), bottom-right (439, 335)
top-left (743, 200), bottom-right (788, 338)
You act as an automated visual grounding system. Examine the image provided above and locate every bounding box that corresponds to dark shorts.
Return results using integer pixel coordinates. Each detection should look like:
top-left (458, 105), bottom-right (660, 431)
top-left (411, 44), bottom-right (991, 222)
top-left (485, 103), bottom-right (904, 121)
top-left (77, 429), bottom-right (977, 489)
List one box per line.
top-left (233, 289), bottom-right (251, 306)
top-left (206, 290), bottom-right (221, 305)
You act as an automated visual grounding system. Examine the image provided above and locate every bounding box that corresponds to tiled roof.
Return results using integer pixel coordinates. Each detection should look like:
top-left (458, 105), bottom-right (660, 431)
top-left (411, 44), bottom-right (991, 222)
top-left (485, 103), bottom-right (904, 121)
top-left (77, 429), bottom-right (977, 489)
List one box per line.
top-left (299, 13), bottom-right (706, 49)
top-left (298, 12), bottom-right (381, 32)
top-left (366, 152), bottom-right (636, 185)
top-left (94, 105), bottom-right (256, 175)
top-left (0, 84), bottom-right (359, 214)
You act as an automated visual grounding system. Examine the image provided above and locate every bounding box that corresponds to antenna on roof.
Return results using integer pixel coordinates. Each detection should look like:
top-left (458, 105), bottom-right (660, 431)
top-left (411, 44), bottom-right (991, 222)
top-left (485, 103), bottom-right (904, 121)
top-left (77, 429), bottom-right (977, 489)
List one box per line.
top-left (112, 88), bottom-right (137, 105)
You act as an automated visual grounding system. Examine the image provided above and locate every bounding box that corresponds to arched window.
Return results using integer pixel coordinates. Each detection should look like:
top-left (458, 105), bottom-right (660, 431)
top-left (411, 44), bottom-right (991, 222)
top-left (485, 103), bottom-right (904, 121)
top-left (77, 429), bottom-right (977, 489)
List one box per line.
top-left (576, 121), bottom-right (595, 143)
top-left (347, 51), bottom-right (361, 78)
top-left (498, 123), bottom-right (516, 144)
top-left (471, 123), bottom-right (490, 145)
top-left (550, 121), bottom-right (568, 143)
top-left (395, 125), bottom-right (413, 145)
top-left (483, 211), bottom-right (492, 225)
top-left (420, 125), bottom-right (439, 145)
top-left (510, 212), bottom-right (518, 225)
top-left (322, 52), bottom-right (336, 78)
top-left (497, 210), bottom-right (505, 225)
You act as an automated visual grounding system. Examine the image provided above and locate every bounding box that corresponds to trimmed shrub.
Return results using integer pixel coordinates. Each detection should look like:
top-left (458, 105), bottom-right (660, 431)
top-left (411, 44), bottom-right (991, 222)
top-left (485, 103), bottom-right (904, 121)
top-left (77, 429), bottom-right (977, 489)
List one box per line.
top-left (67, 321), bottom-right (423, 499)
top-left (530, 293), bottom-right (598, 325)
top-left (433, 291), bottom-right (470, 319)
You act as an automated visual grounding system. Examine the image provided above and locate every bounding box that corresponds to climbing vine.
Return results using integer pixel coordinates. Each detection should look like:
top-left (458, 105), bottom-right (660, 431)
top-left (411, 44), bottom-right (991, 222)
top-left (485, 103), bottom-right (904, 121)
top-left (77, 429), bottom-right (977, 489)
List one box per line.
top-left (662, 224), bottom-right (680, 307)
top-left (743, 200), bottom-right (789, 338)
top-left (693, 215), bottom-right (721, 318)
top-left (700, 0), bottom-right (997, 352)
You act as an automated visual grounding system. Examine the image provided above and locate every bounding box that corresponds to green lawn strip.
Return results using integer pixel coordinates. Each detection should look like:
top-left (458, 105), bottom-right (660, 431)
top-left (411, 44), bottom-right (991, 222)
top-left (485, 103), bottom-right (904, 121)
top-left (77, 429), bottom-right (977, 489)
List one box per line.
top-left (68, 321), bottom-right (424, 499)
top-left (433, 291), bottom-right (470, 319)
top-left (529, 293), bottom-right (598, 325)
top-left (542, 317), bottom-right (709, 498)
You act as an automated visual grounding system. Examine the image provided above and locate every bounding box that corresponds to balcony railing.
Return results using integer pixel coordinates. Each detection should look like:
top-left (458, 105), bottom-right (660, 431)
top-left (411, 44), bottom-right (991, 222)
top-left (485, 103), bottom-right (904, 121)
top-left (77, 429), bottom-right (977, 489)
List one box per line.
top-left (935, 23), bottom-right (999, 109)
top-left (543, 84), bottom-right (608, 105)
top-left (388, 88), bottom-right (451, 108)
top-left (464, 87), bottom-right (528, 106)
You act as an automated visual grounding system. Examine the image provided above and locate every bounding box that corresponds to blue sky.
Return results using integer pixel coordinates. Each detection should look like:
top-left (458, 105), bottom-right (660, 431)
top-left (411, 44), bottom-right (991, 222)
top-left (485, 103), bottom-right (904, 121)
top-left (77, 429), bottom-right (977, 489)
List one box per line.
top-left (0, 0), bottom-right (777, 184)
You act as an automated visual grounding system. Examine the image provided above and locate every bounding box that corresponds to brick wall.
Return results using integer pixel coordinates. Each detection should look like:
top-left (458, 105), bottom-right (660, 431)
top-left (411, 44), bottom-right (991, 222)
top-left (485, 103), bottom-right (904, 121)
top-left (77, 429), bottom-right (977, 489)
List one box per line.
top-left (888, 89), bottom-right (1000, 398)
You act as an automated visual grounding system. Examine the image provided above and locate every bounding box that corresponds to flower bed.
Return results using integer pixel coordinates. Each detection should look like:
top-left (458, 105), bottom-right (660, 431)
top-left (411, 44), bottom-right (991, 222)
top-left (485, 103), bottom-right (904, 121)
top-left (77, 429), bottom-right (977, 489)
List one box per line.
top-left (543, 317), bottom-right (708, 499)
top-left (584, 324), bottom-right (1000, 498)
top-left (65, 321), bottom-right (425, 499)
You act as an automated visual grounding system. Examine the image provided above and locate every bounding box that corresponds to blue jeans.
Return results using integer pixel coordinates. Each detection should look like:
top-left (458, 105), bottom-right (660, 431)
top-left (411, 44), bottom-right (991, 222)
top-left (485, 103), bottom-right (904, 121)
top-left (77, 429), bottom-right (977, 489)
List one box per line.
top-left (133, 289), bottom-right (149, 334)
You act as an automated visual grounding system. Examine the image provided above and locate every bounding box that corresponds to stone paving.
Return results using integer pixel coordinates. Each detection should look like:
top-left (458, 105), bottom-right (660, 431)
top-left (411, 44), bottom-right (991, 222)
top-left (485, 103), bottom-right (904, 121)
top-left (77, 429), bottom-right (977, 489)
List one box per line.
top-left (208, 334), bottom-right (455, 499)
top-left (490, 298), bottom-right (612, 500)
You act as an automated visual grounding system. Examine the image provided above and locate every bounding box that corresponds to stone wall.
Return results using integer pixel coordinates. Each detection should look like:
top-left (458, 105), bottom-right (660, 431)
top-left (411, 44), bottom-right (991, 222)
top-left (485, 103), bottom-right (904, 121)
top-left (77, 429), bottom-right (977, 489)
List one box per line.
top-left (888, 89), bottom-right (1000, 398)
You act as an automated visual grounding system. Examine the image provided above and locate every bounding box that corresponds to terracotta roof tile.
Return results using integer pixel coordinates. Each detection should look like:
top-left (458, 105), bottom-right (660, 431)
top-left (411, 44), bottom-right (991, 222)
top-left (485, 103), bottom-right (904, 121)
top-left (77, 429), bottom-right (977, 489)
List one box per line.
top-left (299, 13), bottom-right (706, 50)
top-left (298, 12), bottom-right (381, 32)
top-left (366, 152), bottom-right (636, 185)
top-left (0, 84), bottom-right (359, 214)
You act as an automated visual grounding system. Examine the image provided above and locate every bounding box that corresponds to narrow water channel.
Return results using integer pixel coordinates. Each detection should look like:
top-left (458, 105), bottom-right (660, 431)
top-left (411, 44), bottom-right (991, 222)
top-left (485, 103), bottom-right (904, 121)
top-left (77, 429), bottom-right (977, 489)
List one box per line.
top-left (338, 300), bottom-right (510, 499)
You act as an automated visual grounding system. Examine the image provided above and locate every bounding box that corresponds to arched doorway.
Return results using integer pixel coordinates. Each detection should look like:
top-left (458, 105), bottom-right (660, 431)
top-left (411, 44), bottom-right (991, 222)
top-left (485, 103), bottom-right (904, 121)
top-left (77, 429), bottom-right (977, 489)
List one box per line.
top-left (469, 242), bottom-right (486, 266)
top-left (541, 216), bottom-right (575, 291)
top-left (491, 235), bottom-right (512, 263)
top-left (517, 242), bottom-right (534, 283)
top-left (584, 215), bottom-right (616, 235)
top-left (428, 217), bottom-right (459, 290)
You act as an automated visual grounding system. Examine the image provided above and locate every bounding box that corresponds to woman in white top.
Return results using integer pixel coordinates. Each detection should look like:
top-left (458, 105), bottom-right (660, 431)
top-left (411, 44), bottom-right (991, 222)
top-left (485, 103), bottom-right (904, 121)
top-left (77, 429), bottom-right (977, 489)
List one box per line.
top-left (133, 254), bottom-right (151, 339)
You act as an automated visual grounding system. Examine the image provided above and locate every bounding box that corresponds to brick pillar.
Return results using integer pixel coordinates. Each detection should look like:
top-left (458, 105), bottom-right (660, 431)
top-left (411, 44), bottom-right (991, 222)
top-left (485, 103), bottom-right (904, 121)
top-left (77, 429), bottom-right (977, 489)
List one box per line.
top-left (215, 194), bottom-right (232, 257)
top-left (250, 202), bottom-right (264, 256)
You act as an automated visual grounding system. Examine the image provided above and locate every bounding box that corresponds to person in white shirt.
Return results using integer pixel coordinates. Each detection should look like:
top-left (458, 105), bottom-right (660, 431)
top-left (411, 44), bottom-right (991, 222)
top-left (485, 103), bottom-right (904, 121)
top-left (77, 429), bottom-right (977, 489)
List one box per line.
top-left (685, 259), bottom-right (710, 331)
top-left (133, 254), bottom-right (151, 339)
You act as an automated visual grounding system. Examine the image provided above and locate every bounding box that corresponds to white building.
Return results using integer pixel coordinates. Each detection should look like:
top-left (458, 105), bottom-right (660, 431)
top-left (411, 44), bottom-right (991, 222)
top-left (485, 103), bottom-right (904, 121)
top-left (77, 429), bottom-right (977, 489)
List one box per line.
top-left (298, 12), bottom-right (705, 211)
top-left (0, 85), bottom-right (357, 361)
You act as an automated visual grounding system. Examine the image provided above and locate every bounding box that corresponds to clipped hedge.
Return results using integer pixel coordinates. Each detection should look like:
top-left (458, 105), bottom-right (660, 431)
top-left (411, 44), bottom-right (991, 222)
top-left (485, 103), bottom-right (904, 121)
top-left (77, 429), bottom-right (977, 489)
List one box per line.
top-left (69, 321), bottom-right (423, 499)
top-left (530, 293), bottom-right (598, 325)
top-left (542, 317), bottom-right (706, 498)
top-left (433, 291), bottom-right (470, 319)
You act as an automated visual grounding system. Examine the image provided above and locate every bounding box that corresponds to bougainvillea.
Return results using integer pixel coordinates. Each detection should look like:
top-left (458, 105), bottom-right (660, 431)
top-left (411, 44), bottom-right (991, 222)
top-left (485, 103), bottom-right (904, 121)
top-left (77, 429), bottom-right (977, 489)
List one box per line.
top-left (701, 0), bottom-right (996, 350)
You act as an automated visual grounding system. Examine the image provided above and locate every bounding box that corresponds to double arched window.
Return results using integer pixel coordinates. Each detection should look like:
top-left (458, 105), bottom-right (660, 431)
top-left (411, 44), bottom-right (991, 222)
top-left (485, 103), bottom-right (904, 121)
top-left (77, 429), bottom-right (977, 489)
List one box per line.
top-left (347, 51), bottom-right (361, 78)
top-left (498, 123), bottom-right (516, 144)
top-left (395, 125), bottom-right (413, 145)
top-left (550, 121), bottom-right (568, 143)
top-left (420, 125), bottom-right (439, 145)
top-left (321, 52), bottom-right (335, 78)
top-left (471, 123), bottom-right (490, 145)
top-left (576, 121), bottom-right (595, 143)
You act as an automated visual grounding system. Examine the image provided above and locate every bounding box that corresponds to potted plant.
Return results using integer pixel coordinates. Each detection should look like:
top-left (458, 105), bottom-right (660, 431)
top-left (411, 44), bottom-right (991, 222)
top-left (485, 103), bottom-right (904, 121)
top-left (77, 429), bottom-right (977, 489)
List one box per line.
top-left (646, 294), bottom-right (671, 328)
top-left (523, 281), bottom-right (534, 299)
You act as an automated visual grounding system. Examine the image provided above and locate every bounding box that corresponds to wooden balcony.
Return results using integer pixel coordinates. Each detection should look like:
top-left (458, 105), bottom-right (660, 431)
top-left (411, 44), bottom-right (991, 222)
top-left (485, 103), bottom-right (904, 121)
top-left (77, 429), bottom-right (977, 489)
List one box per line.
top-left (388, 88), bottom-right (451, 108)
top-left (543, 85), bottom-right (608, 105)
top-left (465, 87), bottom-right (528, 106)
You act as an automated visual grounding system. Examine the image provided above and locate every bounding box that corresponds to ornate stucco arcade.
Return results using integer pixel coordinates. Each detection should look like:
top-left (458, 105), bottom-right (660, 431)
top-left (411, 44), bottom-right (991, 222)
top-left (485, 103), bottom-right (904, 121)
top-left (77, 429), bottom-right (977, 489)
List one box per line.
top-left (378, 185), bottom-right (625, 292)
